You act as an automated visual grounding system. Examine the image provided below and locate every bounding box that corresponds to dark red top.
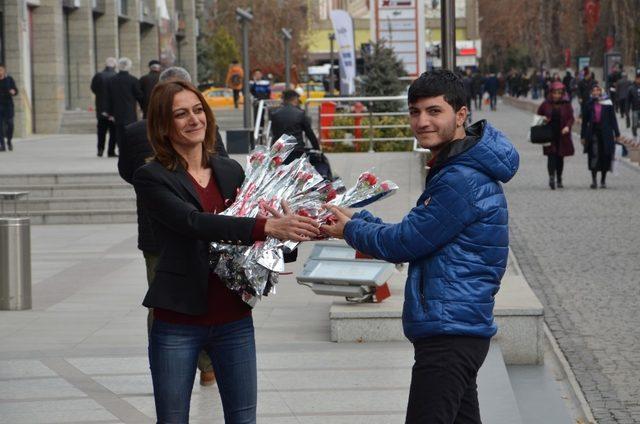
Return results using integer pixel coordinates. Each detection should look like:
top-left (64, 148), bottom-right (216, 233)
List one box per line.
top-left (154, 170), bottom-right (267, 326)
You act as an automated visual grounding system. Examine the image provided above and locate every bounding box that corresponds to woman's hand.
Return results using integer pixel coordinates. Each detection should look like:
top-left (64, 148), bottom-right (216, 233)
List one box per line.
top-left (263, 200), bottom-right (320, 242)
top-left (561, 126), bottom-right (570, 135)
top-left (581, 138), bottom-right (586, 146)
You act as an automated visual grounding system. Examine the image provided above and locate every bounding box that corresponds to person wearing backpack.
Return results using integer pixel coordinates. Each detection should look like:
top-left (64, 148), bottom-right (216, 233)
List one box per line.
top-left (225, 60), bottom-right (244, 109)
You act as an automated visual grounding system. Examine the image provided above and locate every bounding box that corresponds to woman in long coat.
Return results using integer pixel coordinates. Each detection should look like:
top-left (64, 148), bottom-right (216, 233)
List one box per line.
top-left (581, 84), bottom-right (620, 189)
top-left (537, 81), bottom-right (575, 189)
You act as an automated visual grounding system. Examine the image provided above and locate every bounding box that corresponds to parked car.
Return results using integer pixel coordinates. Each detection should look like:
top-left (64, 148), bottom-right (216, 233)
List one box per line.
top-left (201, 87), bottom-right (243, 109)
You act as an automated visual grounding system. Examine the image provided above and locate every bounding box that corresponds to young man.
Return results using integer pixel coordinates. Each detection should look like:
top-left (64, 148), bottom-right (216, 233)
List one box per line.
top-left (322, 70), bottom-right (519, 423)
top-left (225, 60), bottom-right (244, 109)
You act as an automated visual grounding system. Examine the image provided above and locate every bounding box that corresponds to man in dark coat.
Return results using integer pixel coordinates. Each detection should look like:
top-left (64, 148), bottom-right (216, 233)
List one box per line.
top-left (0, 64), bottom-right (18, 152)
top-left (139, 60), bottom-right (161, 118)
top-left (471, 71), bottom-right (484, 110)
top-left (117, 66), bottom-right (228, 388)
top-left (484, 73), bottom-right (499, 111)
top-left (269, 89), bottom-right (320, 164)
top-left (107, 57), bottom-right (143, 157)
top-left (90, 57), bottom-right (117, 156)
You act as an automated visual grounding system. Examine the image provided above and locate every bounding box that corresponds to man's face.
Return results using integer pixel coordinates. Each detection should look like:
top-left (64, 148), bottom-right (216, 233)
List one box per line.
top-left (409, 95), bottom-right (466, 151)
top-left (253, 71), bottom-right (262, 80)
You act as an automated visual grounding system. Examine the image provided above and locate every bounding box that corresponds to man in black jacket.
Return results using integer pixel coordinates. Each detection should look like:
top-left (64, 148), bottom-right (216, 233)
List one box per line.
top-left (0, 64), bottom-right (19, 152)
top-left (139, 60), bottom-right (161, 118)
top-left (270, 89), bottom-right (320, 164)
top-left (118, 66), bottom-right (228, 387)
top-left (90, 57), bottom-right (117, 157)
top-left (107, 57), bottom-right (143, 157)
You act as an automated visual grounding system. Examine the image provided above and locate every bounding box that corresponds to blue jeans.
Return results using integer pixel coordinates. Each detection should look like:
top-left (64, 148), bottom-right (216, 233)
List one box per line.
top-left (149, 316), bottom-right (257, 424)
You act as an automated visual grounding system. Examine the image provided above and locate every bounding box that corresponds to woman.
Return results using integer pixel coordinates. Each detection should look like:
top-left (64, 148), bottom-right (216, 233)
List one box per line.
top-left (133, 80), bottom-right (319, 423)
top-left (537, 81), bottom-right (575, 189)
top-left (581, 84), bottom-right (620, 189)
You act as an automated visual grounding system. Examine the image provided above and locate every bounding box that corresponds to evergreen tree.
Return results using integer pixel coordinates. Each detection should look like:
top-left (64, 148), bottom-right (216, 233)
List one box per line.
top-left (361, 40), bottom-right (407, 112)
top-left (197, 27), bottom-right (240, 85)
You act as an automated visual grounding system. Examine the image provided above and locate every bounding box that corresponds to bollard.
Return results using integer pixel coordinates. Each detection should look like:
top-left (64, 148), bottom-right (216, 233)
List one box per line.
top-left (0, 217), bottom-right (32, 310)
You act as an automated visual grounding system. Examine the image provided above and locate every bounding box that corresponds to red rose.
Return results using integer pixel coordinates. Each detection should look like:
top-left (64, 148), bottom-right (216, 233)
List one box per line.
top-left (360, 172), bottom-right (377, 185)
top-left (325, 189), bottom-right (337, 201)
top-left (380, 182), bottom-right (390, 191)
top-left (272, 156), bottom-right (283, 166)
top-left (273, 141), bottom-right (284, 152)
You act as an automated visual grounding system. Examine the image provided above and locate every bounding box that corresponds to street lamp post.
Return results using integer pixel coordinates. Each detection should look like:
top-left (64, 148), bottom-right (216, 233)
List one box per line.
top-left (329, 33), bottom-right (336, 95)
top-left (236, 7), bottom-right (253, 128)
top-left (440, 0), bottom-right (456, 70)
top-left (282, 28), bottom-right (292, 89)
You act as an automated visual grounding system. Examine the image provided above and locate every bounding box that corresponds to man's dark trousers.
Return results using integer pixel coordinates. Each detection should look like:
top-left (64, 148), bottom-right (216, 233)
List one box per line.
top-left (97, 116), bottom-right (116, 155)
top-left (405, 335), bottom-right (490, 424)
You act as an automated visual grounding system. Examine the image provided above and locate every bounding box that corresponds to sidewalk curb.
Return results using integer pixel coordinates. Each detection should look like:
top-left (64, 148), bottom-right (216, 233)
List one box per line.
top-left (509, 245), bottom-right (596, 423)
top-left (543, 323), bottom-right (597, 424)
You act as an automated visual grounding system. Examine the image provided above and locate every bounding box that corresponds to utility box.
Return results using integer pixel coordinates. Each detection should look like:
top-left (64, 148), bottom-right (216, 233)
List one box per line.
top-left (226, 129), bottom-right (253, 154)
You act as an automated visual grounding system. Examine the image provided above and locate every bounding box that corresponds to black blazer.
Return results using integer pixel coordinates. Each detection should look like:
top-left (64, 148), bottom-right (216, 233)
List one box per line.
top-left (119, 120), bottom-right (229, 253)
top-left (133, 156), bottom-right (259, 315)
top-left (107, 71), bottom-right (143, 125)
top-left (139, 71), bottom-right (160, 117)
top-left (270, 104), bottom-right (320, 149)
top-left (90, 67), bottom-right (116, 118)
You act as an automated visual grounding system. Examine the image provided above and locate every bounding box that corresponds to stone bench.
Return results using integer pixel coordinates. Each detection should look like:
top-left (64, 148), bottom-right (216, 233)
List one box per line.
top-left (329, 254), bottom-right (544, 365)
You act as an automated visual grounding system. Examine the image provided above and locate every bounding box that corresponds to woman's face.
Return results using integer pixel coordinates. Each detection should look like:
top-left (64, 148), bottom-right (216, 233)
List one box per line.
top-left (591, 86), bottom-right (602, 98)
top-left (551, 89), bottom-right (563, 102)
top-left (171, 90), bottom-right (207, 147)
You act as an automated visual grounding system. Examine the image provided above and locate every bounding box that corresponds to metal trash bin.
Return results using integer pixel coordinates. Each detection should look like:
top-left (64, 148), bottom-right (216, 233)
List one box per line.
top-left (0, 217), bottom-right (32, 310)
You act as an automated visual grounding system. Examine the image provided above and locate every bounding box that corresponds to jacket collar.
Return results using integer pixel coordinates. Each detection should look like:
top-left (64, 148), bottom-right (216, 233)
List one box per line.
top-left (174, 155), bottom-right (239, 211)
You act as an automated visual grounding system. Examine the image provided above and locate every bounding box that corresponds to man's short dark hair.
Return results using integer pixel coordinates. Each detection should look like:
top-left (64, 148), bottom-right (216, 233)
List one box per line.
top-left (282, 89), bottom-right (300, 103)
top-left (408, 69), bottom-right (467, 111)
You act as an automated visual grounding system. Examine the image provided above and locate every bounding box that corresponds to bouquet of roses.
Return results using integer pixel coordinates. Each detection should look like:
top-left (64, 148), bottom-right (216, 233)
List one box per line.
top-left (210, 135), bottom-right (399, 307)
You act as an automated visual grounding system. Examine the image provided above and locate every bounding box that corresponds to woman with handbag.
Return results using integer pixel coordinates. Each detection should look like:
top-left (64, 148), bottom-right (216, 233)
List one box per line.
top-left (536, 81), bottom-right (575, 189)
top-left (133, 79), bottom-right (320, 423)
top-left (581, 84), bottom-right (620, 189)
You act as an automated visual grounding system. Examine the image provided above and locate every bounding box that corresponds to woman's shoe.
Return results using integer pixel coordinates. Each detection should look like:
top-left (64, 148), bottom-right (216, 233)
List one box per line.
top-left (590, 182), bottom-right (597, 189)
top-left (200, 370), bottom-right (216, 386)
top-left (549, 178), bottom-right (556, 190)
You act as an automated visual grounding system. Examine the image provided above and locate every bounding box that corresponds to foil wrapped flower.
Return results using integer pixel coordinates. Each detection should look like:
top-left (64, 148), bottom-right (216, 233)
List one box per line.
top-left (209, 136), bottom-right (398, 307)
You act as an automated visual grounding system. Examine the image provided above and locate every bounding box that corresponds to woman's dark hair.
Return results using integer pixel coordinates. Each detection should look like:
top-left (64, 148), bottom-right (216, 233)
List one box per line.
top-left (147, 80), bottom-right (216, 171)
top-left (408, 69), bottom-right (468, 111)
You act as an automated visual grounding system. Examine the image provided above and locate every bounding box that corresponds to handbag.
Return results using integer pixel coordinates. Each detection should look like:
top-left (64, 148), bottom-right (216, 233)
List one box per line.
top-left (530, 123), bottom-right (553, 144)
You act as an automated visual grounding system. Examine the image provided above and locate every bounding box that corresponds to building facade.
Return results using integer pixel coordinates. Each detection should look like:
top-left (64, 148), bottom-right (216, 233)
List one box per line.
top-left (1, 0), bottom-right (198, 137)
top-left (308, 0), bottom-right (481, 68)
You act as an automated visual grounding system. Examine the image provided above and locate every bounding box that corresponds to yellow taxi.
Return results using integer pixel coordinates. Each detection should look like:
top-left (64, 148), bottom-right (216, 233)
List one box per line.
top-left (201, 87), bottom-right (243, 109)
top-left (270, 83), bottom-right (328, 103)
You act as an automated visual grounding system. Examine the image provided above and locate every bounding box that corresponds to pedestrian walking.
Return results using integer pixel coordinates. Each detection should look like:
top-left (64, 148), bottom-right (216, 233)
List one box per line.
top-left (471, 71), bottom-right (484, 110)
top-left (0, 64), bottom-right (18, 152)
top-left (107, 57), bottom-right (143, 157)
top-left (132, 79), bottom-right (319, 423)
top-left (269, 89), bottom-right (320, 164)
top-left (581, 84), bottom-right (620, 189)
top-left (139, 60), bottom-right (161, 118)
top-left (321, 70), bottom-right (519, 424)
top-left (578, 67), bottom-right (597, 115)
top-left (462, 69), bottom-right (474, 122)
top-left (562, 70), bottom-right (574, 99)
top-left (536, 81), bottom-right (575, 190)
top-left (91, 58), bottom-right (117, 156)
top-left (484, 73), bottom-right (499, 111)
top-left (225, 60), bottom-right (244, 109)
top-left (118, 66), bottom-right (228, 388)
top-left (615, 72), bottom-right (631, 128)
top-left (627, 71), bottom-right (640, 137)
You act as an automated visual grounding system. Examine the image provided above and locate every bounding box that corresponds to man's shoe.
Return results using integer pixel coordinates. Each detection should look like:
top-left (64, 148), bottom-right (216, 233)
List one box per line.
top-left (0, 145), bottom-right (5, 152)
top-left (200, 370), bottom-right (216, 386)
top-left (107, 153), bottom-right (118, 157)
top-left (600, 183), bottom-right (607, 189)
top-left (549, 178), bottom-right (556, 190)
top-left (97, 150), bottom-right (104, 157)
top-left (7, 142), bottom-right (12, 151)
top-left (590, 182), bottom-right (597, 189)
top-left (557, 179), bottom-right (563, 189)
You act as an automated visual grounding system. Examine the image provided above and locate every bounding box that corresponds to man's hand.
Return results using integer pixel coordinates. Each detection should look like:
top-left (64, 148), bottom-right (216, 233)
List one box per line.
top-left (263, 200), bottom-right (320, 242)
top-left (9, 89), bottom-right (16, 96)
top-left (581, 138), bottom-right (586, 146)
top-left (320, 205), bottom-right (352, 239)
top-left (561, 126), bottom-right (570, 135)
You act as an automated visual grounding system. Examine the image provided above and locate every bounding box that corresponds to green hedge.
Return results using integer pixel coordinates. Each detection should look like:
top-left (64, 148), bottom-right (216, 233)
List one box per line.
top-left (322, 115), bottom-right (413, 152)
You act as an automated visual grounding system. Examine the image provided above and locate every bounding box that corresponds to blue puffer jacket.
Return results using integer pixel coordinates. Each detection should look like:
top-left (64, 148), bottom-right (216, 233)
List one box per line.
top-left (344, 120), bottom-right (519, 342)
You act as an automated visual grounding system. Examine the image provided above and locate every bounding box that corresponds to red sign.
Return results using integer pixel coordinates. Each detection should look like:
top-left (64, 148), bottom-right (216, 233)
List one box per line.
top-left (605, 35), bottom-right (615, 52)
top-left (459, 48), bottom-right (477, 56)
top-left (564, 49), bottom-right (571, 67)
top-left (584, 0), bottom-right (600, 37)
